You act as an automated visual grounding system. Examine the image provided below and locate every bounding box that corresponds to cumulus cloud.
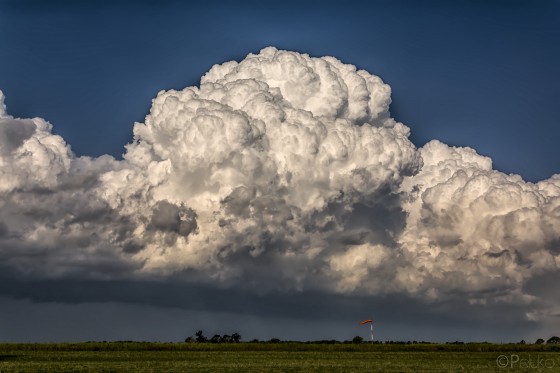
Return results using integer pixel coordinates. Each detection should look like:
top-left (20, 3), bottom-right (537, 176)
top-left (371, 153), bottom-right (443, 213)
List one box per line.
top-left (397, 141), bottom-right (560, 303)
top-left (0, 91), bottom-right (138, 278)
top-left (0, 48), bottom-right (559, 318)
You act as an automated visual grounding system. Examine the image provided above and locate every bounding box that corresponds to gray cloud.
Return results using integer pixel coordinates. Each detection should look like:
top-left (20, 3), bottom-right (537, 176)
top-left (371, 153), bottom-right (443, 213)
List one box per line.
top-left (149, 200), bottom-right (197, 237)
top-left (0, 117), bottom-right (36, 155)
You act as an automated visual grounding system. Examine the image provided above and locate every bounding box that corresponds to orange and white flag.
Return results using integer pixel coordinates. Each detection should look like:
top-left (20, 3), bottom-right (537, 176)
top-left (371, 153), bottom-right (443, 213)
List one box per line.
top-left (359, 319), bottom-right (373, 325)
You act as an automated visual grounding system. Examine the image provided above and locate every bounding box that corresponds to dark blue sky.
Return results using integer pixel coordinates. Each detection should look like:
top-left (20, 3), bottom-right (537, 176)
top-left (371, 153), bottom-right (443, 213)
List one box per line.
top-left (0, 0), bottom-right (559, 182)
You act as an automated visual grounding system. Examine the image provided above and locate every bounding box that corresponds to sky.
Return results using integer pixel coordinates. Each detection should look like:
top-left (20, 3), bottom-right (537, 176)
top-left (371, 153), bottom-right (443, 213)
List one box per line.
top-left (0, 0), bottom-right (559, 343)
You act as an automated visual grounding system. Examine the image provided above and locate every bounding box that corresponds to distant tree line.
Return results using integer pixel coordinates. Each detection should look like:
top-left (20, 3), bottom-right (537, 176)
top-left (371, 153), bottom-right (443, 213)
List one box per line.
top-left (185, 330), bottom-right (242, 343)
top-left (185, 331), bottom-right (560, 345)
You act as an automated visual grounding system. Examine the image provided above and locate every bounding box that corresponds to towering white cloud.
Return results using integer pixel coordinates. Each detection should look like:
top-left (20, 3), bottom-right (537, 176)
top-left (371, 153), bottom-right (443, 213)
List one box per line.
top-left (0, 48), bottom-right (559, 316)
top-left (108, 47), bottom-right (420, 285)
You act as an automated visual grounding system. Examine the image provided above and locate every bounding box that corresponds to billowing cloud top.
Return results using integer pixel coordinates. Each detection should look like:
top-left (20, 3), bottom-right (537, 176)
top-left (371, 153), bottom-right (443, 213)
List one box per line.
top-left (1, 48), bottom-right (559, 319)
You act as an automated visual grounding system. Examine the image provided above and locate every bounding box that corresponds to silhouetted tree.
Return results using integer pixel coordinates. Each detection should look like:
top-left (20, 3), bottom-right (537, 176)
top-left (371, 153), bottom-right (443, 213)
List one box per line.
top-left (547, 336), bottom-right (560, 344)
top-left (535, 338), bottom-right (545, 344)
top-left (210, 334), bottom-right (222, 343)
top-left (232, 333), bottom-right (241, 343)
top-left (518, 340), bottom-right (526, 344)
top-left (221, 334), bottom-right (233, 343)
top-left (184, 336), bottom-right (195, 343)
top-left (352, 336), bottom-right (363, 344)
top-left (269, 338), bottom-right (281, 343)
top-left (195, 330), bottom-right (207, 343)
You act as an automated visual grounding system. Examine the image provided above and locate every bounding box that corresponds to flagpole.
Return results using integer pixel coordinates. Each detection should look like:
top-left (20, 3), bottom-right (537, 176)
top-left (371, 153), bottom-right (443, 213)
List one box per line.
top-left (358, 318), bottom-right (374, 344)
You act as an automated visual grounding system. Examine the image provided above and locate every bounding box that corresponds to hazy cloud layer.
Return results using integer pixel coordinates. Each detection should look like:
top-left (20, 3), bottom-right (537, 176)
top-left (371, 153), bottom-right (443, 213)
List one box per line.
top-left (1, 47), bottom-right (559, 324)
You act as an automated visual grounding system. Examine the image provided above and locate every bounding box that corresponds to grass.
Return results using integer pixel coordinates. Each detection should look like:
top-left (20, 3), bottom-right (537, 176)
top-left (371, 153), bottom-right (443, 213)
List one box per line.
top-left (0, 342), bottom-right (559, 372)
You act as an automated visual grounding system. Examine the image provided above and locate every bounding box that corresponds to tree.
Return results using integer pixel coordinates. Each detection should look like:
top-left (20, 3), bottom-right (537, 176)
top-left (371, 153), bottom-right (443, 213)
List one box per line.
top-left (184, 336), bottom-right (195, 343)
top-left (352, 336), bottom-right (363, 344)
top-left (535, 338), bottom-right (545, 344)
top-left (232, 333), bottom-right (241, 343)
top-left (195, 330), bottom-right (207, 343)
top-left (221, 334), bottom-right (233, 343)
top-left (210, 334), bottom-right (222, 343)
top-left (547, 336), bottom-right (560, 344)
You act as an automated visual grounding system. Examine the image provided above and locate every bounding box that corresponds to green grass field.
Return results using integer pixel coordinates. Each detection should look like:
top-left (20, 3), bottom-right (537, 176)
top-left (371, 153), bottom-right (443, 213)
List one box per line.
top-left (1, 342), bottom-right (559, 372)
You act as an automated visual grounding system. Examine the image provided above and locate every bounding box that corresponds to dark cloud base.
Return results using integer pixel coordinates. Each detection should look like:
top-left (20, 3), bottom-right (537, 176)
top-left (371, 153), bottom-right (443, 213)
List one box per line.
top-left (0, 275), bottom-right (543, 343)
